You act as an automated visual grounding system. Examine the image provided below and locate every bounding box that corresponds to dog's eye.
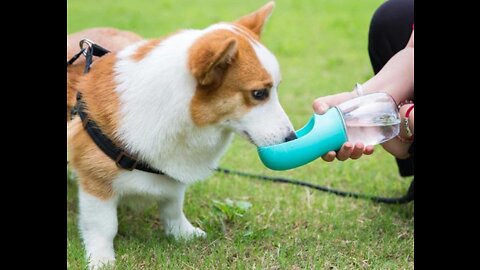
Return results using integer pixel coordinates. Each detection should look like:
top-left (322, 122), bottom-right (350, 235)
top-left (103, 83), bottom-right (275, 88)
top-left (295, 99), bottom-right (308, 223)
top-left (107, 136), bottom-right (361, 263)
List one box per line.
top-left (251, 89), bottom-right (269, 100)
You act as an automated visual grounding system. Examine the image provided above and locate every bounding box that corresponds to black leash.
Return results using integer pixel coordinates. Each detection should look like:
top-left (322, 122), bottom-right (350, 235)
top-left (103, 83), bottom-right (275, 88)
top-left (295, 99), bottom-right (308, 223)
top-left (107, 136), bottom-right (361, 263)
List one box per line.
top-left (67, 40), bottom-right (413, 205)
top-left (215, 168), bottom-right (413, 204)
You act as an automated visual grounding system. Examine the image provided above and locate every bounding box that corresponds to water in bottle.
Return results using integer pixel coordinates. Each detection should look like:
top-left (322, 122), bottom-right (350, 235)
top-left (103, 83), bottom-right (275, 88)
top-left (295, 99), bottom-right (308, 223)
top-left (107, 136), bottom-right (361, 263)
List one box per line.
top-left (337, 92), bottom-right (400, 145)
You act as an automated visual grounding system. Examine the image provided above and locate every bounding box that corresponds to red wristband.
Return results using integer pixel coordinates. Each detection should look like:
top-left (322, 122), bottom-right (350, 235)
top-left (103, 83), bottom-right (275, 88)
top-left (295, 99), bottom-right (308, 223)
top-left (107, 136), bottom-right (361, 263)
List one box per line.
top-left (405, 104), bottom-right (414, 118)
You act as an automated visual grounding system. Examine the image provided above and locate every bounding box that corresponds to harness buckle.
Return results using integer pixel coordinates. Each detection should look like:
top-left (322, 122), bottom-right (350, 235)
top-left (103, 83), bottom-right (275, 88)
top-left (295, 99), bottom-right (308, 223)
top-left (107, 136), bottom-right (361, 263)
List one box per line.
top-left (115, 151), bottom-right (139, 171)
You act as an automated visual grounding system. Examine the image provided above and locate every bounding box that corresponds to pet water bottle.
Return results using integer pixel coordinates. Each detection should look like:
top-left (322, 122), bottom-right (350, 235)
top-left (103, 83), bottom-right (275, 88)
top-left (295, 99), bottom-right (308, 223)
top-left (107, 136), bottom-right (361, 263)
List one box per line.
top-left (257, 92), bottom-right (401, 170)
top-left (337, 92), bottom-right (400, 146)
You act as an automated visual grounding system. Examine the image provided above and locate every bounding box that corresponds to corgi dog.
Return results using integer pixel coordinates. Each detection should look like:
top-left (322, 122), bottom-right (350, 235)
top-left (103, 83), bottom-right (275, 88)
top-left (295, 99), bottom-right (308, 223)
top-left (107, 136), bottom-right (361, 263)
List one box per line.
top-left (67, 2), bottom-right (295, 269)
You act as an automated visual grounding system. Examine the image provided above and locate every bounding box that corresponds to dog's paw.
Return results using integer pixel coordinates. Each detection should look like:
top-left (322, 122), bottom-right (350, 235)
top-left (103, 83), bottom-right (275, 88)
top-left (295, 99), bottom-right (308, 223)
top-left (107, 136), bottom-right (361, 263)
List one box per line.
top-left (88, 256), bottom-right (115, 270)
top-left (190, 227), bottom-right (207, 238)
top-left (168, 225), bottom-right (207, 240)
top-left (164, 219), bottom-right (206, 240)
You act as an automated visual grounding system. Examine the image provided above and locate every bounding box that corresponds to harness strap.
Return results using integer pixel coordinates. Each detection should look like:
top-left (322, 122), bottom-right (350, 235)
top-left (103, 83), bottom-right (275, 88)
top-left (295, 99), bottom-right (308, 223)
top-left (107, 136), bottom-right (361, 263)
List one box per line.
top-left (67, 39), bottom-right (111, 70)
top-left (77, 94), bottom-right (163, 174)
top-left (68, 39), bottom-right (164, 175)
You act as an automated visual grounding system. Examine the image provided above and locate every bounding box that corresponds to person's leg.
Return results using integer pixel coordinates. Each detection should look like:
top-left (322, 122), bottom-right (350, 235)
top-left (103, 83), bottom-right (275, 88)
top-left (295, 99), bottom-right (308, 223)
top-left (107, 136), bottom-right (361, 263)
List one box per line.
top-left (368, 0), bottom-right (414, 74)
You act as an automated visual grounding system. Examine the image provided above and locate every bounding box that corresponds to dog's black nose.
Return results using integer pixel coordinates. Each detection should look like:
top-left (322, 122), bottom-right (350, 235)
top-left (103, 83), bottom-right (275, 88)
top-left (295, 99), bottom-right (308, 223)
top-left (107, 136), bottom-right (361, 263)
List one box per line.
top-left (284, 131), bottom-right (298, 142)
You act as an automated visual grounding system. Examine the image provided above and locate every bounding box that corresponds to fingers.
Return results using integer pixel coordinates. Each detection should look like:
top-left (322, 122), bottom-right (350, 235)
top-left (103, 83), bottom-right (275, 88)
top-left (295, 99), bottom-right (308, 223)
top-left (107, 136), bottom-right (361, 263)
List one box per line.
top-left (336, 142), bottom-right (354, 161)
top-left (349, 143), bottom-right (365, 160)
top-left (364, 145), bottom-right (374, 155)
top-left (312, 100), bottom-right (330, 115)
top-left (321, 151), bottom-right (337, 162)
top-left (321, 142), bottom-right (375, 162)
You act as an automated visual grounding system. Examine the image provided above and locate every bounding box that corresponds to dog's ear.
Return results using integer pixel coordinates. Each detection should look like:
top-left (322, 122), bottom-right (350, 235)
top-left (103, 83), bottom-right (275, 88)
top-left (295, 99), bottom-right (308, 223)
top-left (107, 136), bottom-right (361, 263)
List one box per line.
top-left (189, 37), bottom-right (238, 87)
top-left (234, 1), bottom-right (275, 37)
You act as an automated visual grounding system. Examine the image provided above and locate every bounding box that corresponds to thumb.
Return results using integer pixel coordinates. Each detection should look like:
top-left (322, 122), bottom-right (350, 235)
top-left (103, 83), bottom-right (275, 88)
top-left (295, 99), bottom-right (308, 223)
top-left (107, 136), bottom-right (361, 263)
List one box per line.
top-left (312, 92), bottom-right (355, 114)
top-left (312, 99), bottom-right (330, 114)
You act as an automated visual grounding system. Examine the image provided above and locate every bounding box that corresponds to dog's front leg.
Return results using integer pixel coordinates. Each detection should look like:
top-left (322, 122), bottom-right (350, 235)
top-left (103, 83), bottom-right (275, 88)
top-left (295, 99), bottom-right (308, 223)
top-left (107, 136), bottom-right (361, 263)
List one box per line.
top-left (78, 187), bottom-right (119, 269)
top-left (159, 182), bottom-right (206, 240)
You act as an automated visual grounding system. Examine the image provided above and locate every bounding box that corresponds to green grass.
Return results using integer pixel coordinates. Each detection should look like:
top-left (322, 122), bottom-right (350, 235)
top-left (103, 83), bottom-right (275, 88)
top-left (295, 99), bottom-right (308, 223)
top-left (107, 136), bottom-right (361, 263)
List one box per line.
top-left (67, 0), bottom-right (414, 269)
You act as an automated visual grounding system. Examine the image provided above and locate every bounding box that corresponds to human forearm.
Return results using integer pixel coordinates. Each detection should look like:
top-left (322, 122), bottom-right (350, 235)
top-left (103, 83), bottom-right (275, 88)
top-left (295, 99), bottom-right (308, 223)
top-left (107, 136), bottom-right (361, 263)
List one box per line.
top-left (361, 31), bottom-right (414, 103)
top-left (362, 47), bottom-right (414, 103)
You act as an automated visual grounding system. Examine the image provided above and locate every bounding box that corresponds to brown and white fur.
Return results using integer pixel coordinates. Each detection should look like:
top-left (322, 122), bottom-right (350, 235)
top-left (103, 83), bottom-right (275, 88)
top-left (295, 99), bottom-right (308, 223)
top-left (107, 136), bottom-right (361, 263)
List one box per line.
top-left (67, 2), bottom-right (294, 269)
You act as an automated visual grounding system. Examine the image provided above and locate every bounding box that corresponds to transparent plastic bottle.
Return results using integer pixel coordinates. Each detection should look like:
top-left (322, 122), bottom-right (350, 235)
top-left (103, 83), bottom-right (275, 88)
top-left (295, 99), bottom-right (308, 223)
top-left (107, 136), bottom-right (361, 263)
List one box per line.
top-left (337, 92), bottom-right (400, 145)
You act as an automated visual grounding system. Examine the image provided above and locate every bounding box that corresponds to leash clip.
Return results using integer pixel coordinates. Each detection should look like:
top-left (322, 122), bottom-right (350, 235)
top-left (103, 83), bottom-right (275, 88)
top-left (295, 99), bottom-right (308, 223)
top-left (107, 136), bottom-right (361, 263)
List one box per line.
top-left (79, 39), bottom-right (95, 56)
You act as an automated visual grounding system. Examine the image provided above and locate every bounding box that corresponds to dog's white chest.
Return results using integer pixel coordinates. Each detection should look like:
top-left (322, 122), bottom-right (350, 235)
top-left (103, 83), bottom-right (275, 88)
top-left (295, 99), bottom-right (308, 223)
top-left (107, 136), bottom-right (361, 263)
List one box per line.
top-left (113, 170), bottom-right (186, 198)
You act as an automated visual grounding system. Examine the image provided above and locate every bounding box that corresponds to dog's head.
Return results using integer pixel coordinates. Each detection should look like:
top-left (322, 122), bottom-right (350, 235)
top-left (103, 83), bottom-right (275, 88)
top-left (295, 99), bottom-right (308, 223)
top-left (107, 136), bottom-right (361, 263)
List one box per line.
top-left (188, 1), bottom-right (296, 147)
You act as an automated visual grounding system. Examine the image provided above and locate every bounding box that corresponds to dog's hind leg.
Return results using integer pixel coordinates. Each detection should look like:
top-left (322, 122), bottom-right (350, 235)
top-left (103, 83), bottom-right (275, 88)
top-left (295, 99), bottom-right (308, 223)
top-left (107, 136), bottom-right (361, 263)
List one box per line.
top-left (78, 187), bottom-right (119, 269)
top-left (158, 182), bottom-right (206, 240)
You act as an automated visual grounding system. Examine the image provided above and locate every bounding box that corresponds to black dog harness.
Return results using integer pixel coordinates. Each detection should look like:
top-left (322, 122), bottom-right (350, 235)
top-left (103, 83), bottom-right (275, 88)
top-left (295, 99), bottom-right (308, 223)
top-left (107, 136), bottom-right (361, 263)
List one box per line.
top-left (68, 39), bottom-right (163, 174)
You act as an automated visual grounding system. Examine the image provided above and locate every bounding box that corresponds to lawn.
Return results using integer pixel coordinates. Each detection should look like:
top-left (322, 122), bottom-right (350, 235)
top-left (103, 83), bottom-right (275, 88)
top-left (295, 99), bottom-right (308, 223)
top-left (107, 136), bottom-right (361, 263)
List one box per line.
top-left (67, 0), bottom-right (414, 269)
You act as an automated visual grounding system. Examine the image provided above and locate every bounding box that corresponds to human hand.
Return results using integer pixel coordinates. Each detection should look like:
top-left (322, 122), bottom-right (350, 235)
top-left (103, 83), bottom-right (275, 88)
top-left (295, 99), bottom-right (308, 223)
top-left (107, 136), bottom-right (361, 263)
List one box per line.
top-left (380, 139), bottom-right (411, 159)
top-left (312, 91), bottom-right (375, 162)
